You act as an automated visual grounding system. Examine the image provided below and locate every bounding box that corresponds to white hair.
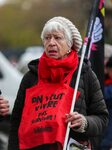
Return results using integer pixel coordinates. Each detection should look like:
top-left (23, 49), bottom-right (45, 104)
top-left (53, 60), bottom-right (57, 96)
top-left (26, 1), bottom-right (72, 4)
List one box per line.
top-left (41, 21), bottom-right (73, 48)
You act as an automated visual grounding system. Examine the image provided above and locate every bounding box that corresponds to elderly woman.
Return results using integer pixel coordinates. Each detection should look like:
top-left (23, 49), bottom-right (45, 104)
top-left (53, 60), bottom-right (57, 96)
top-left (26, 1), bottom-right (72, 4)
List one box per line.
top-left (8, 17), bottom-right (108, 150)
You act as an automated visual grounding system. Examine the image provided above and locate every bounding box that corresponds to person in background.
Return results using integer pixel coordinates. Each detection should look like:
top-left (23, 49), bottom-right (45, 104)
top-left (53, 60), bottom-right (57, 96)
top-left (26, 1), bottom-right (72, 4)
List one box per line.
top-left (8, 16), bottom-right (108, 150)
top-left (0, 90), bottom-right (9, 149)
top-left (0, 90), bottom-right (9, 117)
top-left (101, 56), bottom-right (112, 150)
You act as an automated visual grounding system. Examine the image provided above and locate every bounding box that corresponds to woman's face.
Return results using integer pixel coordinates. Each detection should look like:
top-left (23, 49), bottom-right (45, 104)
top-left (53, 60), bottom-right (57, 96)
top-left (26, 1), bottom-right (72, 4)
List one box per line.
top-left (43, 31), bottom-right (70, 59)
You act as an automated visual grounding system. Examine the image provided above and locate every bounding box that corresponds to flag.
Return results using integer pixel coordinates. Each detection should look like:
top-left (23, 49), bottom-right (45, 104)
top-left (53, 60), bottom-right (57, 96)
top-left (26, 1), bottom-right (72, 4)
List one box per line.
top-left (87, 0), bottom-right (105, 92)
top-left (63, 1), bottom-right (104, 149)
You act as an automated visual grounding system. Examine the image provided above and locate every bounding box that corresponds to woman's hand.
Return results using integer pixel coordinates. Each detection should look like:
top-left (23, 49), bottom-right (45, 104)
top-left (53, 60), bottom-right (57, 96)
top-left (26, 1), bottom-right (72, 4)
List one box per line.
top-left (65, 112), bottom-right (82, 128)
top-left (65, 112), bottom-right (87, 133)
top-left (0, 96), bottom-right (9, 116)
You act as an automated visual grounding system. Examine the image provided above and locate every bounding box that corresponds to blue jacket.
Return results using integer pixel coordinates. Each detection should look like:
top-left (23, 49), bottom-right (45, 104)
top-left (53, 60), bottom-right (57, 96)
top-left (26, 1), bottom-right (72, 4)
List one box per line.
top-left (101, 80), bottom-right (112, 149)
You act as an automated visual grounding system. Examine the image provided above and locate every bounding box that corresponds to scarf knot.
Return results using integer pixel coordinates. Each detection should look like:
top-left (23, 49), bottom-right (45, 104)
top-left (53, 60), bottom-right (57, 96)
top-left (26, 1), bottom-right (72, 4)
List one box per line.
top-left (38, 50), bottom-right (79, 83)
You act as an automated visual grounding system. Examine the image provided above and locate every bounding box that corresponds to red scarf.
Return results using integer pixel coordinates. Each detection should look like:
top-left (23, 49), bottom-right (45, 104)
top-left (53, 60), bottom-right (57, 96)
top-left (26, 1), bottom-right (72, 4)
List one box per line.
top-left (38, 50), bottom-right (79, 83)
top-left (105, 78), bottom-right (112, 85)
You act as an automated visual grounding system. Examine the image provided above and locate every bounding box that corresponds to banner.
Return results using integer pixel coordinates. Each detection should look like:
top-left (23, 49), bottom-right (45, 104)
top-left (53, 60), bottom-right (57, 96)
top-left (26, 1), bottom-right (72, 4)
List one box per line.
top-left (87, 0), bottom-right (105, 92)
top-left (63, 1), bottom-right (104, 149)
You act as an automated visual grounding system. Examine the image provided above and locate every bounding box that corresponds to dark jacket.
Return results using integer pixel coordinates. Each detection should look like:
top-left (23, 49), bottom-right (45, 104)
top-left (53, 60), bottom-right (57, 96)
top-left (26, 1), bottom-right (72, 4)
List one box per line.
top-left (8, 59), bottom-right (108, 150)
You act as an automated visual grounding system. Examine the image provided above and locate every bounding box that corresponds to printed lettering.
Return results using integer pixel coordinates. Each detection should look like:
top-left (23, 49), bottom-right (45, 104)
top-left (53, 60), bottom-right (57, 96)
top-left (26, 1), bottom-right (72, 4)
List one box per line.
top-left (47, 101), bottom-right (58, 108)
top-left (38, 111), bottom-right (47, 117)
top-left (35, 101), bottom-right (58, 111)
top-left (50, 93), bottom-right (65, 100)
top-left (32, 115), bottom-right (53, 123)
top-left (34, 126), bottom-right (52, 133)
top-left (32, 95), bottom-right (43, 103)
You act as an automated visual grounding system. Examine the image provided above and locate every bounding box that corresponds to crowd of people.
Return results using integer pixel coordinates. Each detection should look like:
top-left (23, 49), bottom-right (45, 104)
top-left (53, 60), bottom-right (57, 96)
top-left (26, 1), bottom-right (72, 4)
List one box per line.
top-left (0, 16), bottom-right (112, 150)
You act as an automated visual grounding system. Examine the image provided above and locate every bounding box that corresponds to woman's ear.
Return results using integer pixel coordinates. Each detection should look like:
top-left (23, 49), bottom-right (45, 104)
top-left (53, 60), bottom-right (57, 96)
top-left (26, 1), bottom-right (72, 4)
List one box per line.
top-left (67, 50), bottom-right (71, 54)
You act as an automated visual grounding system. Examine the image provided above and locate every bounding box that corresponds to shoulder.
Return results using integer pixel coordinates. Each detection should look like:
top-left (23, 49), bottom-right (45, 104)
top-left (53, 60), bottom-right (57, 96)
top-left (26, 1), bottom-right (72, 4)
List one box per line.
top-left (70, 61), bottom-right (92, 88)
top-left (82, 64), bottom-right (101, 94)
top-left (20, 59), bottom-right (39, 89)
top-left (81, 60), bottom-right (99, 83)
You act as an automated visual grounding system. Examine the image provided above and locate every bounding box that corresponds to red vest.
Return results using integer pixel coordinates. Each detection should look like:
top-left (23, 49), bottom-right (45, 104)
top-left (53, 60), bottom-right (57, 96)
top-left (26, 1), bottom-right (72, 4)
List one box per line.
top-left (18, 79), bottom-right (79, 149)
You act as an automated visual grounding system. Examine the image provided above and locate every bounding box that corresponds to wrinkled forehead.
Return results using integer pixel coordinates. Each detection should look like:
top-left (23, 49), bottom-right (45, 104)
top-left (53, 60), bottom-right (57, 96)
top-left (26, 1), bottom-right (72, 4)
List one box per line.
top-left (43, 31), bottom-right (65, 39)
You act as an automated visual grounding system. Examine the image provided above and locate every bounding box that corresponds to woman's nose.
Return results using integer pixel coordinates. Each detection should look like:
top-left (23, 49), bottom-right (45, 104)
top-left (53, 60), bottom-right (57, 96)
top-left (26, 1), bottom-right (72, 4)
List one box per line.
top-left (49, 37), bottom-right (56, 45)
